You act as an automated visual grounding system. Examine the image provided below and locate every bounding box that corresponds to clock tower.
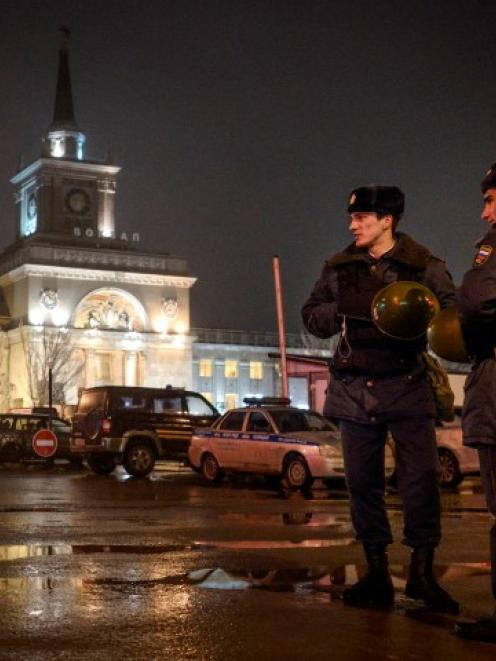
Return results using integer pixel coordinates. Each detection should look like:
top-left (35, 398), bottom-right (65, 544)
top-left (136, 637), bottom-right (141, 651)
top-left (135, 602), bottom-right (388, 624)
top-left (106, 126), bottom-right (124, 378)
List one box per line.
top-left (11, 27), bottom-right (119, 242)
top-left (0, 28), bottom-right (196, 411)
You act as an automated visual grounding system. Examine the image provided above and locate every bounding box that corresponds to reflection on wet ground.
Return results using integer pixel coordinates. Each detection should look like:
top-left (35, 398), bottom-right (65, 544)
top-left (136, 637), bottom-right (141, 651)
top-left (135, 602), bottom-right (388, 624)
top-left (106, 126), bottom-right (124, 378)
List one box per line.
top-left (0, 543), bottom-right (194, 560)
top-left (219, 511), bottom-right (351, 527)
top-left (193, 538), bottom-right (355, 549)
top-left (188, 562), bottom-right (491, 594)
top-left (0, 537), bottom-right (356, 562)
top-left (0, 561), bottom-right (488, 595)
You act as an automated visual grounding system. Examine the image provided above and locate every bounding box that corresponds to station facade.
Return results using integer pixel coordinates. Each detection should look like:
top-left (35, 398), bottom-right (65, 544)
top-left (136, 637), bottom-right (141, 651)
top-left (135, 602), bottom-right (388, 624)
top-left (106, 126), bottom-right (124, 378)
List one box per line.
top-left (0, 32), bottom-right (331, 413)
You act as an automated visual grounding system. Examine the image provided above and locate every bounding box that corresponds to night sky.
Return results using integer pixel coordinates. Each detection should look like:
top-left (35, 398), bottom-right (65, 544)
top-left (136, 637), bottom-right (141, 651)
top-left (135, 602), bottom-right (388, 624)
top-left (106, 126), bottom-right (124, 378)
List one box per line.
top-left (2, 0), bottom-right (496, 333)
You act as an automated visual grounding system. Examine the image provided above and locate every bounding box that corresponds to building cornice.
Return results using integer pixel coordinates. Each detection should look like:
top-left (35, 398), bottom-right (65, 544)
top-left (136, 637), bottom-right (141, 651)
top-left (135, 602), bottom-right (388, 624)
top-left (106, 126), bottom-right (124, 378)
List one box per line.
top-left (11, 157), bottom-right (120, 185)
top-left (0, 242), bottom-right (193, 283)
top-left (0, 263), bottom-right (196, 289)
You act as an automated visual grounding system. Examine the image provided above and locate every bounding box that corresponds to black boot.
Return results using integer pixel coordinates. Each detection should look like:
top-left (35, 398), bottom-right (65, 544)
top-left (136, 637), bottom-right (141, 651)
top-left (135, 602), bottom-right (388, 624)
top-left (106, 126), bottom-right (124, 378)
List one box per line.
top-left (405, 545), bottom-right (459, 614)
top-left (455, 615), bottom-right (496, 643)
top-left (343, 542), bottom-right (395, 610)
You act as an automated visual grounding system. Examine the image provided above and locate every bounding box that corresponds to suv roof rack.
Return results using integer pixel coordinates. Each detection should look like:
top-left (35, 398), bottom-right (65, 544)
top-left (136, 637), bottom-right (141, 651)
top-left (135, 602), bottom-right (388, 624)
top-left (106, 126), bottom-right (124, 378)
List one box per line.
top-left (243, 396), bottom-right (291, 407)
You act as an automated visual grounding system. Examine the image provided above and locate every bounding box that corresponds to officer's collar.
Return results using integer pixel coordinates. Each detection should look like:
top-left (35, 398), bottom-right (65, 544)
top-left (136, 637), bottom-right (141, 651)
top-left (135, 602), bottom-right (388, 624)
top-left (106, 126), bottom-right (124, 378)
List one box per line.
top-left (475, 225), bottom-right (496, 247)
top-left (327, 232), bottom-right (431, 269)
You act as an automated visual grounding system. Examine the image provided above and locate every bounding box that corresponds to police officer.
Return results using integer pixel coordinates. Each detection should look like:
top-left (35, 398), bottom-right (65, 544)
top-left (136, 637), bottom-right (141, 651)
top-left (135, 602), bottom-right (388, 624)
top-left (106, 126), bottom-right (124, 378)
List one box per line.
top-left (302, 185), bottom-right (458, 612)
top-left (455, 163), bottom-right (496, 643)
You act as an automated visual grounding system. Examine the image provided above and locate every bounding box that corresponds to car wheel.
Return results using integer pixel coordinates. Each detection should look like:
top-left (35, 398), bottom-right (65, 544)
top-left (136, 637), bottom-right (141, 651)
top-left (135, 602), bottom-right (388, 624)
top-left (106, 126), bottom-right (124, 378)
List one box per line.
top-left (200, 452), bottom-right (224, 483)
top-left (86, 454), bottom-right (116, 476)
top-left (123, 443), bottom-right (156, 477)
top-left (283, 454), bottom-right (313, 489)
top-left (438, 448), bottom-right (463, 488)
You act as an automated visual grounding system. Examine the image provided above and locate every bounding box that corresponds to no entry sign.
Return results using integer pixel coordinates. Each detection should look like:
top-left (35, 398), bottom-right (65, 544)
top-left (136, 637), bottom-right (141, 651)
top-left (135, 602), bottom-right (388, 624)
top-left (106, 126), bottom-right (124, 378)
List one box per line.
top-left (32, 428), bottom-right (58, 458)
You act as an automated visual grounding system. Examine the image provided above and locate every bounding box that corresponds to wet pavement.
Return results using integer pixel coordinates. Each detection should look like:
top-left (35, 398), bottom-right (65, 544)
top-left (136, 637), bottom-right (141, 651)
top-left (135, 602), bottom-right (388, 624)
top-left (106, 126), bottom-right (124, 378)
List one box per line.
top-left (0, 462), bottom-right (494, 660)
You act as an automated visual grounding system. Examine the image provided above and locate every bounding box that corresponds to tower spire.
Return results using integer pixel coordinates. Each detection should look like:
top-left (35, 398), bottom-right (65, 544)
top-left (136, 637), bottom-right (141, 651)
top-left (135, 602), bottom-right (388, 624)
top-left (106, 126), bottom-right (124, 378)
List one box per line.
top-left (50, 26), bottom-right (78, 131)
top-left (43, 26), bottom-right (86, 160)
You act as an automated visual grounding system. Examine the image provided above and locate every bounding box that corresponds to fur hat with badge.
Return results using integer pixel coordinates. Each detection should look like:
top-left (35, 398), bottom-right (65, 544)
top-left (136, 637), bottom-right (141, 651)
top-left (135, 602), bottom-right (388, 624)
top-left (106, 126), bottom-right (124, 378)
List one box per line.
top-left (481, 163), bottom-right (496, 193)
top-left (347, 185), bottom-right (405, 220)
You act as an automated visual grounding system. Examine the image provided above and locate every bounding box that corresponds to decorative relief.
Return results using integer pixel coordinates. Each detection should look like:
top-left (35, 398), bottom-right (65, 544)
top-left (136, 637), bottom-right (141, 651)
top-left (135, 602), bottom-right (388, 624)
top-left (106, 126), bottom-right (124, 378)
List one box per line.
top-left (162, 297), bottom-right (178, 319)
top-left (73, 289), bottom-right (146, 332)
top-left (39, 288), bottom-right (59, 310)
top-left (87, 301), bottom-right (131, 330)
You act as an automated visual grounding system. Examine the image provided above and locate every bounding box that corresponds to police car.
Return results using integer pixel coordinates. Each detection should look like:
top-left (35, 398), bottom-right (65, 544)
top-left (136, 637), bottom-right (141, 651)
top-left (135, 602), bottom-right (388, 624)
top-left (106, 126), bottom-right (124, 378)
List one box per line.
top-left (189, 397), bottom-right (395, 488)
top-left (435, 415), bottom-right (480, 488)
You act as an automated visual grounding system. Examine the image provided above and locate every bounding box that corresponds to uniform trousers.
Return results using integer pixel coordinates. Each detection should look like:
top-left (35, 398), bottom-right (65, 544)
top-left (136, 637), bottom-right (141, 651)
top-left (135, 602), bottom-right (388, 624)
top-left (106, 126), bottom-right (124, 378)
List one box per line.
top-left (478, 446), bottom-right (496, 601)
top-left (340, 417), bottom-right (441, 548)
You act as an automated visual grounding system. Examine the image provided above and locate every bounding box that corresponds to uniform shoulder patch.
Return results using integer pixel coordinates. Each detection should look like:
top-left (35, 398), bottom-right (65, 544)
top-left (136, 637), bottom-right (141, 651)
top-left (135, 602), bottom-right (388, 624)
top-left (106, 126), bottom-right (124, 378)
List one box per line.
top-left (474, 244), bottom-right (493, 267)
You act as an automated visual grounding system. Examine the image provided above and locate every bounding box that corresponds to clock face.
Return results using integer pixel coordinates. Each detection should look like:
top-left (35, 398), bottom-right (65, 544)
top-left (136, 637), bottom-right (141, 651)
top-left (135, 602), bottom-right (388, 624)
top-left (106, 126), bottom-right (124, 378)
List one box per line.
top-left (23, 191), bottom-right (38, 236)
top-left (65, 188), bottom-right (91, 216)
top-left (27, 193), bottom-right (37, 220)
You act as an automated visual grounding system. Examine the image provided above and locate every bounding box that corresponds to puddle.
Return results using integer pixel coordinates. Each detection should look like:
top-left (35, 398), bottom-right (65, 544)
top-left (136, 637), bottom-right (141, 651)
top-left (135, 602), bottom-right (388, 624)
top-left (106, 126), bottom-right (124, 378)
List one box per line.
top-left (0, 507), bottom-right (75, 513)
top-left (193, 538), bottom-right (355, 550)
top-left (0, 543), bottom-right (193, 561)
top-left (188, 562), bottom-right (491, 592)
top-left (219, 512), bottom-right (351, 528)
top-left (0, 561), bottom-right (489, 596)
top-left (0, 576), bottom-right (83, 591)
top-left (0, 544), bottom-right (73, 561)
top-left (0, 535), bottom-right (356, 561)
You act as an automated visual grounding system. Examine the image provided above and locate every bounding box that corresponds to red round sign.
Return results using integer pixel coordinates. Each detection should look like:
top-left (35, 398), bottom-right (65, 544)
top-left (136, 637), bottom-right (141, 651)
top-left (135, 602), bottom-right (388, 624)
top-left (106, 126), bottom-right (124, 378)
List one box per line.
top-left (32, 429), bottom-right (58, 458)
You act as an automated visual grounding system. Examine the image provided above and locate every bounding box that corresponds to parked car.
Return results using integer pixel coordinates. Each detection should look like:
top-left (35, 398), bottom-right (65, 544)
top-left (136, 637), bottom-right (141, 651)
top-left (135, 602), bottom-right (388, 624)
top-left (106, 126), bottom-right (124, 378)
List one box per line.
top-left (0, 413), bottom-right (80, 464)
top-left (435, 416), bottom-right (479, 488)
top-left (188, 397), bottom-right (395, 488)
top-left (71, 386), bottom-right (220, 477)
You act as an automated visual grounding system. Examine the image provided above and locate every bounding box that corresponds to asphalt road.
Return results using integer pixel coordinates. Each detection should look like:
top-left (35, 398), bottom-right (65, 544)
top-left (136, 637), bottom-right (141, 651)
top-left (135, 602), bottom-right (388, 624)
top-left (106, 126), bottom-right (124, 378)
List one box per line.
top-left (0, 462), bottom-right (494, 660)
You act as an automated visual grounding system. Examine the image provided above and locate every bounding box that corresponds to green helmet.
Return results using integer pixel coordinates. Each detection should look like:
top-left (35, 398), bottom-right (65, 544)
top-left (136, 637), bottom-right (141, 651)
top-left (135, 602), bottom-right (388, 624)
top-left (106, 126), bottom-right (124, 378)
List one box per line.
top-left (427, 307), bottom-right (470, 363)
top-left (371, 281), bottom-right (440, 340)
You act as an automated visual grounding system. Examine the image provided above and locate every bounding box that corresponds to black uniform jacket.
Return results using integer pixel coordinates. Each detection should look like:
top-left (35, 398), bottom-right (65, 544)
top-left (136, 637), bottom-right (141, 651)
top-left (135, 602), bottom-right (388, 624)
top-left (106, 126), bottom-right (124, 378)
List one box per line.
top-left (458, 226), bottom-right (496, 447)
top-left (302, 233), bottom-right (456, 424)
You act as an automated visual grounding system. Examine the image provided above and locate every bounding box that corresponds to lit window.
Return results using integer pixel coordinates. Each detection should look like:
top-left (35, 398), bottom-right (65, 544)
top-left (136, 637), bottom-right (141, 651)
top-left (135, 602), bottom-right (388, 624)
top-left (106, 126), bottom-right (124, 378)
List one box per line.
top-left (51, 137), bottom-right (65, 158)
top-left (224, 393), bottom-right (238, 410)
top-left (199, 359), bottom-right (213, 378)
top-left (224, 360), bottom-right (238, 378)
top-left (249, 361), bottom-right (263, 380)
top-left (201, 392), bottom-right (213, 403)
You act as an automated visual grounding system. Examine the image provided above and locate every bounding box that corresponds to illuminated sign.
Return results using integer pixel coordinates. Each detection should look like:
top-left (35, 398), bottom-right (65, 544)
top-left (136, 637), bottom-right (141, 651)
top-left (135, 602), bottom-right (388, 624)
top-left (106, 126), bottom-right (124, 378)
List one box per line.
top-left (73, 228), bottom-right (140, 242)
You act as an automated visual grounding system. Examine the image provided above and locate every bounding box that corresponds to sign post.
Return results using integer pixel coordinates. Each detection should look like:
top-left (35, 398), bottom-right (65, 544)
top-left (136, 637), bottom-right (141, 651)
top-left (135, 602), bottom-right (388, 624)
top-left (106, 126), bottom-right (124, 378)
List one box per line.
top-left (32, 428), bottom-right (58, 458)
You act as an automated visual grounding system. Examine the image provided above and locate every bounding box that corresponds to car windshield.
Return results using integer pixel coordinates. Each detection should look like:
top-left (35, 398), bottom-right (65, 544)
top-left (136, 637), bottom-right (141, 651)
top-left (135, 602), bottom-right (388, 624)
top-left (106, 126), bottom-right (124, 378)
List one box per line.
top-left (269, 410), bottom-right (336, 433)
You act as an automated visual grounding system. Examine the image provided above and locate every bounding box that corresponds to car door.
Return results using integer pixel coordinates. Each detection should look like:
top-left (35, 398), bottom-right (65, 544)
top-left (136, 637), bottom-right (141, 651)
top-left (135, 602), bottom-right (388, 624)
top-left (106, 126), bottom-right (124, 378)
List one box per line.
top-left (212, 411), bottom-right (247, 469)
top-left (149, 392), bottom-right (189, 456)
top-left (244, 411), bottom-right (278, 471)
top-left (185, 394), bottom-right (219, 432)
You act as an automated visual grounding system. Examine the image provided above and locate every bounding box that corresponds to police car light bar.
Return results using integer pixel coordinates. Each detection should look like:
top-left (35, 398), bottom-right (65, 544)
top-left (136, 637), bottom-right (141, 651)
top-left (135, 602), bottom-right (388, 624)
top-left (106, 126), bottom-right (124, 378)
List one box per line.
top-left (243, 396), bottom-right (291, 406)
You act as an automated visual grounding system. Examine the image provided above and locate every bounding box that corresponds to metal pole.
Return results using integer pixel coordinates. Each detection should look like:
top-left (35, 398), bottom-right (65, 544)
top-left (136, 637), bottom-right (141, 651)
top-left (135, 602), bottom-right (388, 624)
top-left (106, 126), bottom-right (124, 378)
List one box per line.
top-left (272, 255), bottom-right (289, 399)
top-left (48, 368), bottom-right (53, 430)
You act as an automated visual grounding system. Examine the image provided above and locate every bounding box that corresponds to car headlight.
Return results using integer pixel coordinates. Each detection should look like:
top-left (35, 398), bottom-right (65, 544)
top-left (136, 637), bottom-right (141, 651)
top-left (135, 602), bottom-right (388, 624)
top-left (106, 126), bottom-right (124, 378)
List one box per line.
top-left (319, 444), bottom-right (339, 458)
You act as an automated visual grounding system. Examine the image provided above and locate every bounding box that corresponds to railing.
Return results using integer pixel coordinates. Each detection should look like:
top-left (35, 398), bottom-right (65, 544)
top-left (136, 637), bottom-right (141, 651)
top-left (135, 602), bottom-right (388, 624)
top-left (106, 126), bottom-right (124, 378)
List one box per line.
top-left (191, 327), bottom-right (331, 351)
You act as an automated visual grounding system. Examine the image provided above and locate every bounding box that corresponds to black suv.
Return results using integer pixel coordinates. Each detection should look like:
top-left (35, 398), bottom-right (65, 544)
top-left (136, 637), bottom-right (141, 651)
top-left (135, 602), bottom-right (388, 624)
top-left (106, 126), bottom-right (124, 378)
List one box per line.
top-left (71, 386), bottom-right (220, 477)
